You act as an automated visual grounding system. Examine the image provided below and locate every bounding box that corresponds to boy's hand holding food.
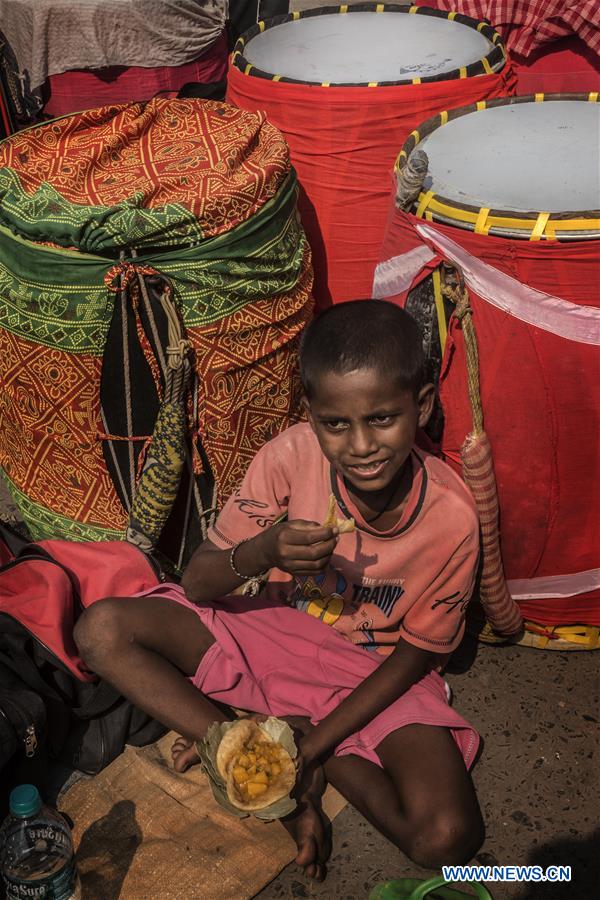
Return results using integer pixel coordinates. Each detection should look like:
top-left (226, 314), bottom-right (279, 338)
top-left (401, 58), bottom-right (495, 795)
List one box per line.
top-left (254, 495), bottom-right (355, 576)
top-left (256, 520), bottom-right (339, 576)
top-left (182, 495), bottom-right (355, 602)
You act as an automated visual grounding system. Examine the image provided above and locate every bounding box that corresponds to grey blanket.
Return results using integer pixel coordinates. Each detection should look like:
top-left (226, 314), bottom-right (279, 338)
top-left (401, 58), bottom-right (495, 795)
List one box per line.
top-left (0, 0), bottom-right (227, 96)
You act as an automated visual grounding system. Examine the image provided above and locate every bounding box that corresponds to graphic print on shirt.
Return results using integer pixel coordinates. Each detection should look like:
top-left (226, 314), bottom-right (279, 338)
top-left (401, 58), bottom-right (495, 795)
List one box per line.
top-left (290, 566), bottom-right (406, 642)
top-left (232, 496), bottom-right (279, 529)
top-left (431, 588), bottom-right (472, 616)
top-left (292, 568), bottom-right (348, 626)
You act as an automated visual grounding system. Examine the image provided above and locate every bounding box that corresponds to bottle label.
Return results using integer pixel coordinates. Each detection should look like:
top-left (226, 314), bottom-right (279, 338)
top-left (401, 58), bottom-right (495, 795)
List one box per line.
top-left (2, 857), bottom-right (78, 899)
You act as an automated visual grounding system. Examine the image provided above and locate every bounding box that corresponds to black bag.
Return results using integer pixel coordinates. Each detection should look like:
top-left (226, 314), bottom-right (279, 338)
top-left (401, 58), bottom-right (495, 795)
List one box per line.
top-left (0, 615), bottom-right (167, 775)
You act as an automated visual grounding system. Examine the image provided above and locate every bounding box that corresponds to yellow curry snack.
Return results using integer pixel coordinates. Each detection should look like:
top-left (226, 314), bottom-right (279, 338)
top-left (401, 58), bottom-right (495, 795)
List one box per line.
top-left (323, 492), bottom-right (355, 533)
top-left (215, 719), bottom-right (296, 812)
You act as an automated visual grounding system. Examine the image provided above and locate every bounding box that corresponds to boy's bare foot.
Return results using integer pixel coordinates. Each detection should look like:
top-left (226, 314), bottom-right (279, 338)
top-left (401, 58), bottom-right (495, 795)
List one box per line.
top-left (282, 795), bottom-right (331, 882)
top-left (284, 759), bottom-right (330, 880)
top-left (171, 735), bottom-right (200, 772)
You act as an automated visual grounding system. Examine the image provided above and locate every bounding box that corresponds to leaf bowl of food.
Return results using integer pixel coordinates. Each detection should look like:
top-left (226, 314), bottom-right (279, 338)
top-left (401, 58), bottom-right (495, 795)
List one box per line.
top-left (197, 717), bottom-right (298, 820)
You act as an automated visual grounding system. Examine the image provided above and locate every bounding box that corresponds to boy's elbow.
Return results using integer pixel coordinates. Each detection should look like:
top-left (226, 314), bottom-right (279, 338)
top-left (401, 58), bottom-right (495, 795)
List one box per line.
top-left (392, 638), bottom-right (436, 679)
top-left (180, 571), bottom-right (205, 603)
top-left (179, 540), bottom-right (219, 602)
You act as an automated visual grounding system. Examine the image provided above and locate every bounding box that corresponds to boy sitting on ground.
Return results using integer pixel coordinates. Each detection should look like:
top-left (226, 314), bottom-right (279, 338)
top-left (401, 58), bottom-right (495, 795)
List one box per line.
top-left (75, 301), bottom-right (485, 880)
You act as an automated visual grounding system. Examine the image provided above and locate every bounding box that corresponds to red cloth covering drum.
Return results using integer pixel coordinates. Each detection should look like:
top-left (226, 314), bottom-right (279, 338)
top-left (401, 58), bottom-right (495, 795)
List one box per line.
top-left (374, 94), bottom-right (600, 631)
top-left (510, 37), bottom-right (600, 96)
top-left (227, 4), bottom-right (516, 309)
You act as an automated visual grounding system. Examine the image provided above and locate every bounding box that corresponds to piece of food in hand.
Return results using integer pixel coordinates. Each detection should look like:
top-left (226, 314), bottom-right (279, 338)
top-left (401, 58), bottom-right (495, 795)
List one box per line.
top-left (215, 719), bottom-right (296, 811)
top-left (323, 492), bottom-right (355, 533)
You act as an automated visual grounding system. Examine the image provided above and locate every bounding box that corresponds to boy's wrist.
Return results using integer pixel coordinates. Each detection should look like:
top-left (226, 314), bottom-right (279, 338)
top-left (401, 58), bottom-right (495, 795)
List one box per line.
top-left (232, 532), bottom-right (272, 577)
top-left (298, 732), bottom-right (320, 766)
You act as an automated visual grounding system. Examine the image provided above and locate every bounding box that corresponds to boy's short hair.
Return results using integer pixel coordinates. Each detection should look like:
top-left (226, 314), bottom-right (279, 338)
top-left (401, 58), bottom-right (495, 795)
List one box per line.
top-left (300, 299), bottom-right (427, 400)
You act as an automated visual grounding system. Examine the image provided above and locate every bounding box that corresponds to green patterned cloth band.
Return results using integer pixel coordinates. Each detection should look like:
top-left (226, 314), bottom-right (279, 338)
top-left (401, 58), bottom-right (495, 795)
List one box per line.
top-left (0, 172), bottom-right (306, 354)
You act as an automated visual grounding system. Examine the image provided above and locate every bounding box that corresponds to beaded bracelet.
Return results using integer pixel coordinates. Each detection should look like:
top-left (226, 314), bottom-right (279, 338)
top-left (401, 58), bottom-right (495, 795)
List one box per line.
top-left (229, 538), bottom-right (268, 596)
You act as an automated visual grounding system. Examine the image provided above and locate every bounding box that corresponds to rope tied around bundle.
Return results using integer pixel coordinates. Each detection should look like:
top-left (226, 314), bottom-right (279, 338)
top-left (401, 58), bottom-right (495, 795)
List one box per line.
top-left (162, 286), bottom-right (192, 371)
top-left (441, 266), bottom-right (523, 637)
top-left (160, 282), bottom-right (192, 409)
top-left (104, 261), bottom-right (159, 294)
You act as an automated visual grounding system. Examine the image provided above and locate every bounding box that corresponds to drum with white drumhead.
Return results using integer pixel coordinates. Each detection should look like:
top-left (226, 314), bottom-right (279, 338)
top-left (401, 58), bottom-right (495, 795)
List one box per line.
top-left (399, 97), bottom-right (600, 240)
top-left (227, 4), bottom-right (515, 308)
top-left (241, 8), bottom-right (502, 85)
top-left (375, 94), bottom-right (600, 648)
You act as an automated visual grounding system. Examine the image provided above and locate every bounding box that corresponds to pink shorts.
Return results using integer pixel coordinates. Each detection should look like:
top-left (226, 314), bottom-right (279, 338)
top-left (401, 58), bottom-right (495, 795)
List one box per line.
top-left (139, 584), bottom-right (480, 770)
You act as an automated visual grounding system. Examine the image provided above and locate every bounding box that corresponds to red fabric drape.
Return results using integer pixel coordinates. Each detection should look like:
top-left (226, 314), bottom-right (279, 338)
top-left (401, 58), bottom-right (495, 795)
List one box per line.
top-left (0, 86), bottom-right (12, 138)
top-left (378, 210), bottom-right (600, 625)
top-left (43, 32), bottom-right (228, 118)
top-left (511, 36), bottom-right (600, 95)
top-left (227, 63), bottom-right (516, 310)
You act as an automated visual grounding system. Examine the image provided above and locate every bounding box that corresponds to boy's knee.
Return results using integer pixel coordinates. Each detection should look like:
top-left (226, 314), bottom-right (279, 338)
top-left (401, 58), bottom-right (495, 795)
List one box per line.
top-left (74, 598), bottom-right (127, 665)
top-left (407, 809), bottom-right (485, 868)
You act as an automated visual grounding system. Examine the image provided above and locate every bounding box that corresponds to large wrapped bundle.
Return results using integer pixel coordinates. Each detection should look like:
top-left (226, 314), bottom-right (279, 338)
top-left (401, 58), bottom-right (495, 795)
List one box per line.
top-left (374, 94), bottom-right (600, 648)
top-left (0, 98), bottom-right (313, 565)
top-left (227, 3), bottom-right (516, 309)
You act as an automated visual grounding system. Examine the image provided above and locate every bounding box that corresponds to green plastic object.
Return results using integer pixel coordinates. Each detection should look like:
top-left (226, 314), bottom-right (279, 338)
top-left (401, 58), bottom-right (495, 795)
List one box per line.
top-left (369, 876), bottom-right (493, 900)
top-left (8, 784), bottom-right (42, 818)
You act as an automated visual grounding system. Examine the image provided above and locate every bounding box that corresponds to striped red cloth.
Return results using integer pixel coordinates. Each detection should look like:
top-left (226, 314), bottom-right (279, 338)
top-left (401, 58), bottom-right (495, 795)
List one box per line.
top-left (417, 1), bottom-right (600, 58)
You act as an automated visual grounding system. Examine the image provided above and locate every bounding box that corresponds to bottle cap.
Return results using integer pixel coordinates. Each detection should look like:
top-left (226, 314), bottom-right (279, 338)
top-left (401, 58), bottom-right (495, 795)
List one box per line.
top-left (9, 784), bottom-right (42, 818)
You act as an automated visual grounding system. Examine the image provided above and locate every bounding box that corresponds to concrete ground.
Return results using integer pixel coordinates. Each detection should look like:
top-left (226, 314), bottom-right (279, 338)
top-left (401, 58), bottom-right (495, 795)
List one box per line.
top-left (2, 481), bottom-right (597, 899)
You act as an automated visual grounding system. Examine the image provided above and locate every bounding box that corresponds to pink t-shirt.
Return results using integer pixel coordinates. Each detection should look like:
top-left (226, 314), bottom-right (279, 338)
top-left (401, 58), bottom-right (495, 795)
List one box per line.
top-left (208, 423), bottom-right (479, 658)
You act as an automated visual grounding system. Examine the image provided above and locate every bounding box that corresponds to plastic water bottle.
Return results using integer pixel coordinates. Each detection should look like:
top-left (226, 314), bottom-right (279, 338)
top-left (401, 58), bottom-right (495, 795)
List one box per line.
top-left (0, 785), bottom-right (81, 899)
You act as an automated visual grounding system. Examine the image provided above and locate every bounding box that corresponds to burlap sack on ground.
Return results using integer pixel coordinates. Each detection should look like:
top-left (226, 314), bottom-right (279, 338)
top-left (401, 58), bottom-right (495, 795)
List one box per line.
top-left (59, 733), bottom-right (346, 900)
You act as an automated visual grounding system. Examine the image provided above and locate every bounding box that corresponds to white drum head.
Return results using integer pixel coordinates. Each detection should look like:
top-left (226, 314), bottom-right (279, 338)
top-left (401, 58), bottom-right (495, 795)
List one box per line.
top-left (244, 12), bottom-right (494, 83)
top-left (418, 101), bottom-right (600, 213)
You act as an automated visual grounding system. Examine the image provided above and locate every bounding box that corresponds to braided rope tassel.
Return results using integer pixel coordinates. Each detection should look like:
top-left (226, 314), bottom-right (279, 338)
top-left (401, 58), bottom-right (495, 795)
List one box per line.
top-left (443, 268), bottom-right (523, 636)
top-left (126, 279), bottom-right (191, 552)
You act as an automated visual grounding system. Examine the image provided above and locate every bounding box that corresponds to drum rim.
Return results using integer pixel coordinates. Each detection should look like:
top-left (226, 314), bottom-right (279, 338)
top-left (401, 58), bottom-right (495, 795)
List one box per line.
top-left (231, 3), bottom-right (507, 87)
top-left (397, 93), bottom-right (600, 241)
